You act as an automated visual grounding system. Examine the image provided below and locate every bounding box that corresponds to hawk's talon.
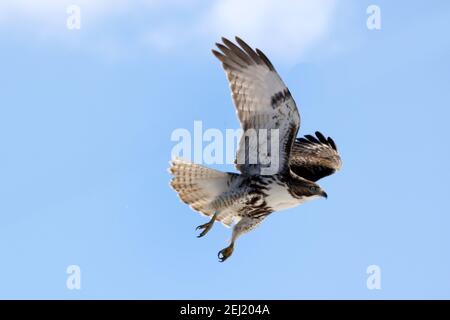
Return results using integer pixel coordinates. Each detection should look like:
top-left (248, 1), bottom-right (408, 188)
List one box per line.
top-left (196, 222), bottom-right (213, 238)
top-left (196, 212), bottom-right (218, 238)
top-left (218, 244), bottom-right (234, 262)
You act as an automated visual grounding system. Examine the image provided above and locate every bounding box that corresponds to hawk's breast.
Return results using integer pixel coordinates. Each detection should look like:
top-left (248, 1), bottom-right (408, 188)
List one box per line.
top-left (264, 180), bottom-right (305, 212)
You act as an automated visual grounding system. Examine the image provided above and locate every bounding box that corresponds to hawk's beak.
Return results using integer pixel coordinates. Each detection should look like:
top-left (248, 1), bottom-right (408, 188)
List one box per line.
top-left (321, 191), bottom-right (328, 199)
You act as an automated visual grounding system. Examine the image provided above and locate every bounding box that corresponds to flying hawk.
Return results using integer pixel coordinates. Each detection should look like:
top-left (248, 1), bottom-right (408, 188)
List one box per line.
top-left (169, 37), bottom-right (342, 262)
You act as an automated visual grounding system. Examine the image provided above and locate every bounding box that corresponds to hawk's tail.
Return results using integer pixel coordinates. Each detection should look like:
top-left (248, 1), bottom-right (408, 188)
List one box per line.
top-left (169, 158), bottom-right (236, 222)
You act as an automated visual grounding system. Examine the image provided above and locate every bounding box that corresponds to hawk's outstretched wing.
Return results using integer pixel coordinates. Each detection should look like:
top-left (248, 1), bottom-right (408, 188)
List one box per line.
top-left (289, 131), bottom-right (342, 182)
top-left (212, 37), bottom-right (300, 175)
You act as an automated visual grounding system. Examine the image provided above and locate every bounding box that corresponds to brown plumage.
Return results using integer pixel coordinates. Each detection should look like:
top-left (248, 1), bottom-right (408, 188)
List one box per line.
top-left (290, 131), bottom-right (342, 182)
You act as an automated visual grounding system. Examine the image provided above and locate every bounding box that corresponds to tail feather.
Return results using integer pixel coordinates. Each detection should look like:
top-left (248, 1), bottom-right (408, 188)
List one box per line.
top-left (169, 158), bottom-right (236, 226)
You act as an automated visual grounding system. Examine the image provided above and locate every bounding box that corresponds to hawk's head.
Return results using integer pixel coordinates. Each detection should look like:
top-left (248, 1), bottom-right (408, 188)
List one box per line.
top-left (290, 173), bottom-right (328, 200)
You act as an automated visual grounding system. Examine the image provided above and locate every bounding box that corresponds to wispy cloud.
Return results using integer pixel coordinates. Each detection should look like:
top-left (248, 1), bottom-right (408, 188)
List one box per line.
top-left (201, 0), bottom-right (337, 63)
top-left (0, 0), bottom-right (338, 63)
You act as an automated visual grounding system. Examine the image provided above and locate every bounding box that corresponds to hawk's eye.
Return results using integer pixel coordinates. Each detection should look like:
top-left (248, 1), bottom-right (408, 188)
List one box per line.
top-left (309, 186), bottom-right (318, 192)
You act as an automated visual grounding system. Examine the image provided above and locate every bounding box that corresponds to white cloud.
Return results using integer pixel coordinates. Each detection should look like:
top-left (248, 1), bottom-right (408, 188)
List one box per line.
top-left (0, 0), bottom-right (338, 63)
top-left (202, 0), bottom-right (337, 63)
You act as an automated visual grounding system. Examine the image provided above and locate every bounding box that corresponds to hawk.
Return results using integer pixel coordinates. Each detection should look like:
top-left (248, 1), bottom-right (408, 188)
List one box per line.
top-left (169, 37), bottom-right (342, 262)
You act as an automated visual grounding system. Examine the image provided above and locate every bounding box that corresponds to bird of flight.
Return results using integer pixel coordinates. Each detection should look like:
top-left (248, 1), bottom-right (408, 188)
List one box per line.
top-left (170, 37), bottom-right (342, 262)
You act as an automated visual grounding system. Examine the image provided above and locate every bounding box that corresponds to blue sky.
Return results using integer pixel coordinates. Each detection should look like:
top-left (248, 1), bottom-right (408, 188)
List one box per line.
top-left (0, 0), bottom-right (449, 299)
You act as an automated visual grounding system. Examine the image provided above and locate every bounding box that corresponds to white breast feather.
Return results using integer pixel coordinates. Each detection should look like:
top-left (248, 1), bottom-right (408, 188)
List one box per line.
top-left (265, 182), bottom-right (317, 212)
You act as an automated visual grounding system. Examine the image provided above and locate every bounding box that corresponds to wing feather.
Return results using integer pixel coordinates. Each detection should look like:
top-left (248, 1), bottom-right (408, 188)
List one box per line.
top-left (290, 132), bottom-right (342, 182)
top-left (213, 37), bottom-right (300, 175)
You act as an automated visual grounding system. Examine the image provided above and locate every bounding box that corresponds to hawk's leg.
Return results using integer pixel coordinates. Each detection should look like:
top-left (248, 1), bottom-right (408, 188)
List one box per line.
top-left (218, 216), bottom-right (266, 262)
top-left (196, 211), bottom-right (219, 238)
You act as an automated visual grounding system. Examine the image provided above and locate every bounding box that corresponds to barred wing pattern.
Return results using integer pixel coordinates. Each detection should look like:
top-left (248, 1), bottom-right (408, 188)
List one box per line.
top-left (289, 131), bottom-right (342, 182)
top-left (212, 37), bottom-right (300, 175)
